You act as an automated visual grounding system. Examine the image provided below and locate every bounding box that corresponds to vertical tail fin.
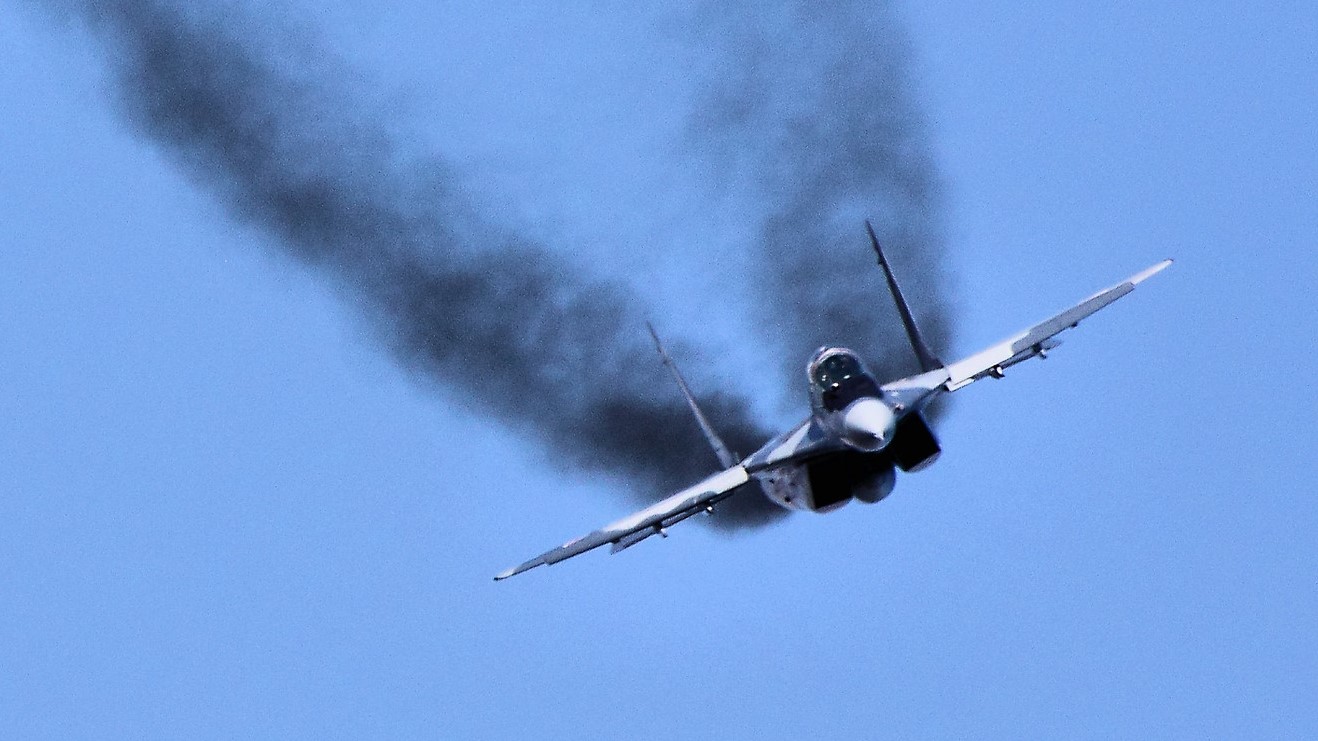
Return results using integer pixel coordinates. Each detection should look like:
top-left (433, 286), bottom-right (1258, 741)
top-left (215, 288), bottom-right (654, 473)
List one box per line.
top-left (865, 221), bottom-right (943, 374)
top-left (646, 322), bottom-right (739, 469)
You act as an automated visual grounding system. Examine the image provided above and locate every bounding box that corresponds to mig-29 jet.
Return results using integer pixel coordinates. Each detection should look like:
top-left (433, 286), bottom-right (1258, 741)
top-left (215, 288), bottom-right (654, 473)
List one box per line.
top-left (495, 224), bottom-right (1171, 580)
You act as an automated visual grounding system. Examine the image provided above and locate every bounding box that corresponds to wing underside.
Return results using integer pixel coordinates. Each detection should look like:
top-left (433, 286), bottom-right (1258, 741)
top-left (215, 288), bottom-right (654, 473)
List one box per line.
top-left (494, 465), bottom-right (751, 580)
top-left (943, 259), bottom-right (1171, 390)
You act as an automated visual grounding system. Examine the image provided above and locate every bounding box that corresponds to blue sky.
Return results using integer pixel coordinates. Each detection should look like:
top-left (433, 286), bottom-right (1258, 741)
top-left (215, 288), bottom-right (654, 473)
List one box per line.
top-left (2, 1), bottom-right (1316, 738)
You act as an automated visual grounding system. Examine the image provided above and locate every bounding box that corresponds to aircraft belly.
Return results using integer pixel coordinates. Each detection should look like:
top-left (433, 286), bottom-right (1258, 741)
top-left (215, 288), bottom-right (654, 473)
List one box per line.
top-left (806, 450), bottom-right (894, 508)
top-left (753, 465), bottom-right (812, 512)
top-left (755, 448), bottom-right (898, 512)
top-left (744, 418), bottom-right (842, 472)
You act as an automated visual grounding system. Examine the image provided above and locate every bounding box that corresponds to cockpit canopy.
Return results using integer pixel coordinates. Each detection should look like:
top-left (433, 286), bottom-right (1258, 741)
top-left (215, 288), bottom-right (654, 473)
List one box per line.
top-left (810, 349), bottom-right (881, 413)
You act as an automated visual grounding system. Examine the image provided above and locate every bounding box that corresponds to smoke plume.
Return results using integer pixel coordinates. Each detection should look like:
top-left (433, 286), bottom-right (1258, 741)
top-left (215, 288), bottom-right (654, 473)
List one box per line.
top-left (687, 0), bottom-right (952, 388)
top-left (52, 0), bottom-right (951, 529)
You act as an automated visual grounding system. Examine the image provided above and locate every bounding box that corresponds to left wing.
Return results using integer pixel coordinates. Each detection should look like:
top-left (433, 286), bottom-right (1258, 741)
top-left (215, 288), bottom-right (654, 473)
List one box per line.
top-left (494, 465), bottom-right (750, 580)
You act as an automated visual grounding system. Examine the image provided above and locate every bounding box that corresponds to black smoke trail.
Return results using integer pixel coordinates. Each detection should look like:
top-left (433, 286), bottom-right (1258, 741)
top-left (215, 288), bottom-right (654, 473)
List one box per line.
top-left (46, 0), bottom-right (953, 529)
top-left (688, 0), bottom-right (953, 389)
top-left (56, 0), bottom-right (787, 526)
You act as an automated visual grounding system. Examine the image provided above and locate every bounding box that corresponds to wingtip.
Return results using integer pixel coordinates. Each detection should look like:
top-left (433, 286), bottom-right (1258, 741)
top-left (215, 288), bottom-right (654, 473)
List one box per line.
top-left (1130, 258), bottom-right (1174, 285)
top-left (494, 564), bottom-right (527, 581)
top-left (494, 556), bottom-right (549, 581)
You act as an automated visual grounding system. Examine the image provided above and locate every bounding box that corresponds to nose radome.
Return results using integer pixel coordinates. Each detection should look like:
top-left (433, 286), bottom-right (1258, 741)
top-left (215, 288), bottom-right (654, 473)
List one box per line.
top-left (842, 398), bottom-right (896, 450)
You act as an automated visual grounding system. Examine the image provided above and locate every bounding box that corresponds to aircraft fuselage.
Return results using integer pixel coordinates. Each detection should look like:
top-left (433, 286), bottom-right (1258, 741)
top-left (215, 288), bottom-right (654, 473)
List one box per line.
top-left (744, 347), bottom-right (941, 512)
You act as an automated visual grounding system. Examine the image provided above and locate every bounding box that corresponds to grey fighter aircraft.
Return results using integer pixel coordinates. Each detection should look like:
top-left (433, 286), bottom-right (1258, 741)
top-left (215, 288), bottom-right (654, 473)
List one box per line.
top-left (495, 224), bottom-right (1171, 580)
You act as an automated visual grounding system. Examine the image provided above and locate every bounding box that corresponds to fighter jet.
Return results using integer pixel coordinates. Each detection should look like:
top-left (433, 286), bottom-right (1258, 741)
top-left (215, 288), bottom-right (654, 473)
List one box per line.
top-left (495, 224), bottom-right (1171, 580)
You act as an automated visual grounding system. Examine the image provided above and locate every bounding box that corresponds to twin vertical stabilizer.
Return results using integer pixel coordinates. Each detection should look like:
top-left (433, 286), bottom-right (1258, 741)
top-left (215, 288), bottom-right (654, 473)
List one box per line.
top-left (864, 221), bottom-right (943, 374)
top-left (646, 322), bottom-right (739, 470)
top-left (649, 222), bottom-right (937, 470)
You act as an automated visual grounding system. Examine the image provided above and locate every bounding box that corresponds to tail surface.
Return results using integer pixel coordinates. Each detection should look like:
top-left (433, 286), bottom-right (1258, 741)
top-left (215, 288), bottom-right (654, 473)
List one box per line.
top-left (865, 221), bottom-right (943, 374)
top-left (646, 322), bottom-right (739, 469)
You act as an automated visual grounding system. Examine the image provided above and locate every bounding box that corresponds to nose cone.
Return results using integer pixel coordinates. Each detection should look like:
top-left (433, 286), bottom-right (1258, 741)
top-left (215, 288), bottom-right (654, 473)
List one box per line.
top-left (842, 398), bottom-right (897, 452)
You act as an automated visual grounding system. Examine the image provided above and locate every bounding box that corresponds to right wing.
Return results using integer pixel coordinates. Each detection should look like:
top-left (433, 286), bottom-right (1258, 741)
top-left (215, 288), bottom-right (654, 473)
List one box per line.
top-left (494, 465), bottom-right (751, 581)
top-left (880, 259), bottom-right (1171, 407)
top-left (940, 259), bottom-right (1172, 391)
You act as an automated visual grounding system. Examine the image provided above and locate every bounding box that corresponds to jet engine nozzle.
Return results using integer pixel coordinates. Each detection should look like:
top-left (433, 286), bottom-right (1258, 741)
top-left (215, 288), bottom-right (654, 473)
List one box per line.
top-left (841, 397), bottom-right (897, 452)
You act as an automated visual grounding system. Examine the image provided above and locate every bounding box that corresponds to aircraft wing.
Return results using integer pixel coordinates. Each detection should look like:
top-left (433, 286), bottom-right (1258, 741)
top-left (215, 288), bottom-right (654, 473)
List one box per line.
top-left (494, 465), bottom-right (751, 580)
top-left (939, 259), bottom-right (1172, 392)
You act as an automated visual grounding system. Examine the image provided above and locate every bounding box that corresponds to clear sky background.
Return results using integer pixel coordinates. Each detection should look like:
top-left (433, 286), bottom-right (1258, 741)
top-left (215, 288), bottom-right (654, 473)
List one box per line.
top-left (2, 1), bottom-right (1316, 738)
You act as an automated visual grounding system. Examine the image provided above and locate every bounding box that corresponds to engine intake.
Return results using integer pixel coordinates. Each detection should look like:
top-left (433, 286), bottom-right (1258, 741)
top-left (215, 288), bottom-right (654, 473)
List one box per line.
top-left (889, 413), bottom-right (941, 472)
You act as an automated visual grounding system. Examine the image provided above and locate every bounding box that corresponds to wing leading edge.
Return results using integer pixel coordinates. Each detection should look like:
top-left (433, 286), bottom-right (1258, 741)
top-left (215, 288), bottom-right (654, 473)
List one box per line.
top-left (494, 465), bottom-right (751, 580)
top-left (941, 259), bottom-right (1172, 391)
top-left (881, 259), bottom-right (1172, 403)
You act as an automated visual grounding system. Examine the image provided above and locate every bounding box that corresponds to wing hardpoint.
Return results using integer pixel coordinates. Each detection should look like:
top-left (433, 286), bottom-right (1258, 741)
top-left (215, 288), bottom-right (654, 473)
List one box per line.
top-left (494, 465), bottom-right (750, 580)
top-left (941, 259), bottom-right (1173, 392)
